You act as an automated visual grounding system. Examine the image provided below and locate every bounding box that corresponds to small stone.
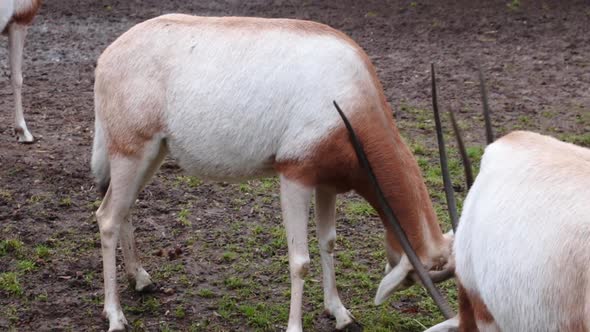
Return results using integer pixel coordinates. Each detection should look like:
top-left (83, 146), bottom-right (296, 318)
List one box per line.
top-left (174, 245), bottom-right (182, 256)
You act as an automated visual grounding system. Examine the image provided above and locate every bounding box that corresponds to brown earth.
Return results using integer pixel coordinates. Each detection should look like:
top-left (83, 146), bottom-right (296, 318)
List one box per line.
top-left (0, 0), bottom-right (588, 331)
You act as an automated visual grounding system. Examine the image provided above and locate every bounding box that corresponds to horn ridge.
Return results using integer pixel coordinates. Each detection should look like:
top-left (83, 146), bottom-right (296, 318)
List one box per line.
top-left (478, 64), bottom-right (495, 145)
top-left (430, 64), bottom-right (459, 232)
top-left (448, 109), bottom-right (474, 190)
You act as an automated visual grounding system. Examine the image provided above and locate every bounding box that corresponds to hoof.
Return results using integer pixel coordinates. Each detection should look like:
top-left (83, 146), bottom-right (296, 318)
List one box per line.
top-left (16, 135), bottom-right (35, 144)
top-left (325, 306), bottom-right (359, 331)
top-left (108, 320), bottom-right (129, 332)
top-left (138, 281), bottom-right (158, 293)
top-left (128, 268), bottom-right (154, 293)
top-left (15, 128), bottom-right (35, 144)
top-left (337, 321), bottom-right (363, 332)
top-left (103, 309), bottom-right (129, 332)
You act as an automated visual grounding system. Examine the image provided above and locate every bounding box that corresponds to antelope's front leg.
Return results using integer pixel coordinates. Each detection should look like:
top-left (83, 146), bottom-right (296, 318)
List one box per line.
top-left (280, 176), bottom-right (312, 332)
top-left (8, 23), bottom-right (34, 143)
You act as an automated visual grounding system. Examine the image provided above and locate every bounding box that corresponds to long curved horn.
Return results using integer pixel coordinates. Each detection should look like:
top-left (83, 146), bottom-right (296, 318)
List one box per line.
top-left (408, 266), bottom-right (455, 286)
top-left (429, 267), bottom-right (455, 283)
top-left (430, 64), bottom-right (459, 232)
top-left (333, 101), bottom-right (455, 320)
top-left (478, 64), bottom-right (494, 145)
top-left (448, 109), bottom-right (474, 190)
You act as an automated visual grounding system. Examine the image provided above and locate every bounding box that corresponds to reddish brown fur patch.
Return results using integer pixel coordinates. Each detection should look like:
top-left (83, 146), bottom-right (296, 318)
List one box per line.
top-left (274, 101), bottom-right (445, 260)
top-left (457, 282), bottom-right (477, 332)
top-left (458, 281), bottom-right (495, 332)
top-left (13, 0), bottom-right (42, 25)
top-left (562, 320), bottom-right (587, 332)
top-left (93, 70), bottom-right (166, 157)
top-left (102, 106), bottom-right (164, 157)
top-left (256, 13), bottom-right (446, 260)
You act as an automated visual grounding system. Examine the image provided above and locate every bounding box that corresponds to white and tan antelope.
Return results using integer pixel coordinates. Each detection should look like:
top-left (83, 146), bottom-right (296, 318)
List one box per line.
top-left (91, 14), bottom-right (454, 331)
top-left (428, 131), bottom-right (590, 332)
top-left (1, 0), bottom-right (41, 143)
top-left (426, 69), bottom-right (590, 331)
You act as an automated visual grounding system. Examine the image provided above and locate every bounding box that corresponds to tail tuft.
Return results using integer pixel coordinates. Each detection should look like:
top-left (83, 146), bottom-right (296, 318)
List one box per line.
top-left (91, 119), bottom-right (110, 198)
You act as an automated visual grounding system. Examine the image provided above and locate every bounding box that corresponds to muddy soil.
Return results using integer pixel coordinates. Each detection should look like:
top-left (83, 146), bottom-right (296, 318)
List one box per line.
top-left (0, 0), bottom-right (588, 331)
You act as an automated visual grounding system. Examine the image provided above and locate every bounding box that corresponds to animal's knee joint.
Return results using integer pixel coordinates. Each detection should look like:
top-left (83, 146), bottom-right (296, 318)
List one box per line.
top-left (321, 238), bottom-right (336, 254)
top-left (292, 257), bottom-right (311, 279)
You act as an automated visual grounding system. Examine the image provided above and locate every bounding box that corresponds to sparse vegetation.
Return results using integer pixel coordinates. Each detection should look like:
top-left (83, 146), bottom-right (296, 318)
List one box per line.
top-left (0, 272), bottom-right (23, 296)
top-left (178, 207), bottom-right (192, 226)
top-left (59, 196), bottom-right (72, 207)
top-left (507, 0), bottom-right (521, 11)
top-left (345, 201), bottom-right (377, 220)
top-left (224, 276), bottom-right (247, 290)
top-left (125, 297), bottom-right (161, 314)
top-left (197, 288), bottom-right (215, 298)
top-left (16, 260), bottom-right (36, 273)
top-left (0, 239), bottom-right (24, 257)
top-left (561, 133), bottom-right (590, 147)
top-left (175, 175), bottom-right (202, 188)
top-left (35, 245), bottom-right (51, 259)
top-left (174, 304), bottom-right (186, 319)
top-left (1, 1), bottom-right (587, 331)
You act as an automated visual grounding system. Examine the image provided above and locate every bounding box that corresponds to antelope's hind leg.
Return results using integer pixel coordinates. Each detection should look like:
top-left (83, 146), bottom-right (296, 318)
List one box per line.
top-left (96, 139), bottom-right (166, 331)
top-left (119, 140), bottom-right (167, 292)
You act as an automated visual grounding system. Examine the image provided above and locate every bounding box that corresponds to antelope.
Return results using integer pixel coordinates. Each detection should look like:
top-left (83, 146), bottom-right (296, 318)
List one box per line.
top-left (426, 68), bottom-right (590, 331)
top-left (91, 14), bottom-right (455, 332)
top-left (1, 0), bottom-right (42, 143)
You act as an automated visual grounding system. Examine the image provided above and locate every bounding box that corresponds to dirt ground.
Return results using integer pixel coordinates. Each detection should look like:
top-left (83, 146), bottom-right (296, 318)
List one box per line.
top-left (0, 0), bottom-right (588, 331)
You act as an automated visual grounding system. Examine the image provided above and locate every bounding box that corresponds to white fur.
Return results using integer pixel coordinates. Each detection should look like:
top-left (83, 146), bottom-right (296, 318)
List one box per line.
top-left (424, 315), bottom-right (458, 332)
top-left (96, 15), bottom-right (381, 180)
top-left (453, 131), bottom-right (590, 331)
top-left (0, 1), bottom-right (15, 31)
top-left (375, 254), bottom-right (412, 305)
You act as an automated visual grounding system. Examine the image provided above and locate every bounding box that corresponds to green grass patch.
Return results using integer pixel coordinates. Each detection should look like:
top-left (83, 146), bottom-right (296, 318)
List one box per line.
top-left (345, 201), bottom-right (377, 220)
top-left (174, 304), bottom-right (186, 319)
top-left (224, 276), bottom-right (247, 290)
top-left (0, 239), bottom-right (24, 257)
top-left (59, 196), bottom-right (72, 207)
top-left (125, 296), bottom-right (161, 314)
top-left (16, 260), bottom-right (36, 273)
top-left (197, 288), bottom-right (215, 298)
top-left (175, 175), bottom-right (202, 188)
top-left (0, 272), bottom-right (23, 296)
top-left (561, 132), bottom-right (590, 147)
top-left (178, 207), bottom-right (191, 227)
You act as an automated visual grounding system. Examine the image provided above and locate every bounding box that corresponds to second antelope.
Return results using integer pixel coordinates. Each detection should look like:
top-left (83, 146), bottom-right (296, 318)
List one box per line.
top-left (427, 68), bottom-right (590, 332)
top-left (1, 0), bottom-right (42, 143)
top-left (92, 14), bottom-right (453, 331)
